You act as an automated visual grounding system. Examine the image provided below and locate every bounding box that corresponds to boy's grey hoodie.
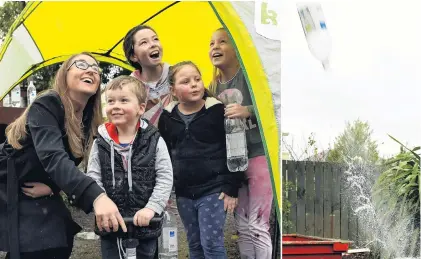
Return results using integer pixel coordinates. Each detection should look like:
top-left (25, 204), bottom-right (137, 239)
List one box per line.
top-left (87, 119), bottom-right (173, 215)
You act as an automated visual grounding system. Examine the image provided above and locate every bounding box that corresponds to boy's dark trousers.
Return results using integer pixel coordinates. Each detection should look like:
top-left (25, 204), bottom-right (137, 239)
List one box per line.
top-left (101, 236), bottom-right (158, 259)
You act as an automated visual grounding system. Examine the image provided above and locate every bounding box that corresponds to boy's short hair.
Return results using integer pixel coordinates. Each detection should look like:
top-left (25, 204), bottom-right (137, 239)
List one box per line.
top-left (105, 75), bottom-right (147, 104)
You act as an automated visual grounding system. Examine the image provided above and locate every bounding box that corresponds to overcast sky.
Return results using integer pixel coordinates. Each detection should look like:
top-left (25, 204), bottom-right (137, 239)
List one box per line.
top-left (279, 0), bottom-right (420, 158)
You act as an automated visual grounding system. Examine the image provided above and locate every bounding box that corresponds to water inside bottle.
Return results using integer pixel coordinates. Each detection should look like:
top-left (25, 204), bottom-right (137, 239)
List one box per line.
top-left (225, 117), bottom-right (248, 172)
top-left (226, 132), bottom-right (247, 158)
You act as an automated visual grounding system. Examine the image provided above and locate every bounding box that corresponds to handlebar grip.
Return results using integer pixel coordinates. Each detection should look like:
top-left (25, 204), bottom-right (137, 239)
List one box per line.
top-left (123, 216), bottom-right (162, 224)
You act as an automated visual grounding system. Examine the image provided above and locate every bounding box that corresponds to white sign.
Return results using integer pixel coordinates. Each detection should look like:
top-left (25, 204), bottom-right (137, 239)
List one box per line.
top-left (254, 0), bottom-right (281, 41)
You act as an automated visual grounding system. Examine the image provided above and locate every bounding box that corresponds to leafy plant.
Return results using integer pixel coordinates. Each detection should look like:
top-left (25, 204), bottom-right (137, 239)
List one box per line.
top-left (282, 180), bottom-right (294, 233)
top-left (374, 137), bottom-right (419, 221)
top-left (373, 135), bottom-right (420, 258)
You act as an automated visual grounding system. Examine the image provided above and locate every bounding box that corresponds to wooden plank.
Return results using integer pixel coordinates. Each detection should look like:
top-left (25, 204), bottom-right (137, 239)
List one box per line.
top-left (282, 160), bottom-right (287, 197)
top-left (282, 160), bottom-right (287, 232)
top-left (348, 205), bottom-right (358, 245)
top-left (287, 160), bottom-right (297, 233)
top-left (331, 164), bottom-right (341, 239)
top-left (339, 165), bottom-right (349, 240)
top-left (282, 160), bottom-right (287, 186)
top-left (314, 163), bottom-right (324, 237)
top-left (305, 161), bottom-right (315, 236)
top-left (323, 163), bottom-right (333, 238)
top-left (296, 161), bottom-right (306, 234)
top-left (357, 213), bottom-right (367, 247)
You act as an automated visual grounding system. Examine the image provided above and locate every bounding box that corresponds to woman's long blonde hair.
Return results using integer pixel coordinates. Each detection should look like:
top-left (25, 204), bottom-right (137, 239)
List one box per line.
top-left (5, 52), bottom-right (103, 159)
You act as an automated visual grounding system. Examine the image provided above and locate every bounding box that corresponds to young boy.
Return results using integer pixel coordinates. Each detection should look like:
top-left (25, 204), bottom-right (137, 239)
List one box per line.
top-left (87, 75), bottom-right (173, 259)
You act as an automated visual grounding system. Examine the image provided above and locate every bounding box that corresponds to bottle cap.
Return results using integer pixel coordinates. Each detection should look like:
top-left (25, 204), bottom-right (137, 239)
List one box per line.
top-left (322, 60), bottom-right (330, 71)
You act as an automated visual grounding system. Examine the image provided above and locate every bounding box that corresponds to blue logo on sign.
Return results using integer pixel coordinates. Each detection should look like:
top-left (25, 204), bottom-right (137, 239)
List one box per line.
top-left (320, 21), bottom-right (327, 29)
top-left (170, 231), bottom-right (175, 237)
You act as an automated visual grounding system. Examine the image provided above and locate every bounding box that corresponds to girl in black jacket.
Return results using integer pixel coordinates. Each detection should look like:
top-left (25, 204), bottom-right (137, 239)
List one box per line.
top-left (0, 52), bottom-right (127, 259)
top-left (158, 61), bottom-right (242, 259)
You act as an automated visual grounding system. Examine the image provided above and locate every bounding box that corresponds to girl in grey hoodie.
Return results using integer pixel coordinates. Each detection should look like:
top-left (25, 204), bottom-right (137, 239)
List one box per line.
top-left (87, 76), bottom-right (173, 259)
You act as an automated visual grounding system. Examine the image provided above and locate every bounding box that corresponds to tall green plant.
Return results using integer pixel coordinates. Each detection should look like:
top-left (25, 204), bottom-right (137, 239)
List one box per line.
top-left (373, 135), bottom-right (420, 258)
top-left (374, 137), bottom-right (419, 220)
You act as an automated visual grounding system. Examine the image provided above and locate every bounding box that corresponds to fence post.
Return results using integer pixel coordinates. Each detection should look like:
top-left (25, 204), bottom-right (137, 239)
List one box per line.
top-left (314, 162), bottom-right (324, 237)
top-left (323, 163), bottom-right (333, 238)
top-left (287, 160), bottom-right (297, 233)
top-left (305, 161), bottom-right (315, 236)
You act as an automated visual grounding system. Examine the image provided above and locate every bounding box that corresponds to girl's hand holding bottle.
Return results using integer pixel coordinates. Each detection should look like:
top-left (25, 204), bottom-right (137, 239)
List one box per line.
top-left (224, 103), bottom-right (251, 119)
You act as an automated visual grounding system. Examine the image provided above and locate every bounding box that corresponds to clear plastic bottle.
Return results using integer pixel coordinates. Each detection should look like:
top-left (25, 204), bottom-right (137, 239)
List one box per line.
top-left (27, 80), bottom-right (37, 106)
top-left (158, 211), bottom-right (178, 259)
top-left (225, 117), bottom-right (248, 172)
top-left (219, 89), bottom-right (248, 172)
top-left (297, 3), bottom-right (332, 70)
top-left (10, 85), bottom-right (21, 107)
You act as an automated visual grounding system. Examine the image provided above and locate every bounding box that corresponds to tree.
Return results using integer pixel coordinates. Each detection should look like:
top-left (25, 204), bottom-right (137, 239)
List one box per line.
top-left (0, 1), bottom-right (25, 41)
top-left (0, 2), bottom-right (131, 93)
top-left (327, 119), bottom-right (379, 164)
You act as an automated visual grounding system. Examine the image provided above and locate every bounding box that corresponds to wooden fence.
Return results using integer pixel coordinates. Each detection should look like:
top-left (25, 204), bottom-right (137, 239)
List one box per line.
top-left (282, 160), bottom-right (360, 242)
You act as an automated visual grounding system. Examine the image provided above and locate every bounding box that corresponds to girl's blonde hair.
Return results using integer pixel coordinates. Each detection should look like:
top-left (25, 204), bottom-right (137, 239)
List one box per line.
top-left (209, 27), bottom-right (227, 95)
top-left (6, 52), bottom-right (103, 160)
top-left (168, 61), bottom-right (214, 99)
top-left (209, 63), bottom-right (219, 96)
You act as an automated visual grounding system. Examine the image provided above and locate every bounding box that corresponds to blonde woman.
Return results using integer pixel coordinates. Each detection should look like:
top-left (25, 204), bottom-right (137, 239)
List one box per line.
top-left (0, 53), bottom-right (127, 259)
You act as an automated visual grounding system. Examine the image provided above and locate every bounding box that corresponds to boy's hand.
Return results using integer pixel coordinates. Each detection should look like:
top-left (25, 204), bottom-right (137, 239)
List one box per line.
top-left (21, 182), bottom-right (53, 198)
top-left (134, 208), bottom-right (155, 227)
top-left (219, 192), bottom-right (238, 214)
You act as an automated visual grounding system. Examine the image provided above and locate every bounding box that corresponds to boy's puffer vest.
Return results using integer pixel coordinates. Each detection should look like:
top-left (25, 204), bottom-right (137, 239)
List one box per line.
top-left (94, 124), bottom-right (163, 239)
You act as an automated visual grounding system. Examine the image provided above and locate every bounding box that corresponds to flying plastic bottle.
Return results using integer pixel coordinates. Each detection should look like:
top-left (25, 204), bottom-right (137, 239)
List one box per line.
top-left (297, 3), bottom-right (332, 70)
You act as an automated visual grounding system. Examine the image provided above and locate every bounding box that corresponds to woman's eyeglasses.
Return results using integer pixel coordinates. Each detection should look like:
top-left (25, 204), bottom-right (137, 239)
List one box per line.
top-left (67, 60), bottom-right (102, 74)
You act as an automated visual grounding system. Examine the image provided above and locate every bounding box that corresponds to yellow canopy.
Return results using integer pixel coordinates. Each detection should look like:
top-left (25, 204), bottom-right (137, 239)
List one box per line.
top-left (0, 1), bottom-right (281, 223)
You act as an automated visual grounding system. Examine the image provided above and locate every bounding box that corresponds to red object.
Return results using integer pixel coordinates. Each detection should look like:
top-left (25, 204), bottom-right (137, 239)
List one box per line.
top-left (283, 234), bottom-right (352, 259)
